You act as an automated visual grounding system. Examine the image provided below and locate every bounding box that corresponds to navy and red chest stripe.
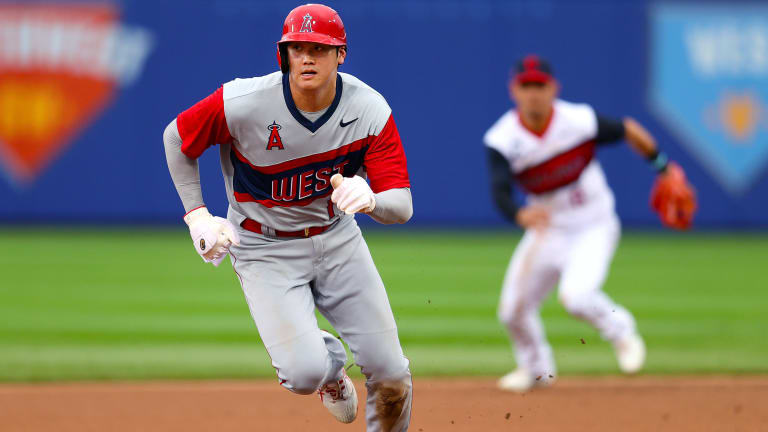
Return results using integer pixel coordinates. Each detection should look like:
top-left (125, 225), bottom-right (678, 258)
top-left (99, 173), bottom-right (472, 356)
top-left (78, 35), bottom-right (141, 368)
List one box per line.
top-left (176, 84), bottom-right (410, 208)
top-left (230, 137), bottom-right (368, 208)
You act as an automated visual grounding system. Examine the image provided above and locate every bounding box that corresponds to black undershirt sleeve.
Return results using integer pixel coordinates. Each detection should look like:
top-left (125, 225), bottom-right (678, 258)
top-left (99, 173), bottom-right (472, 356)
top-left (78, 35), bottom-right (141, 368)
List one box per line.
top-left (487, 147), bottom-right (519, 224)
top-left (595, 115), bottom-right (626, 145)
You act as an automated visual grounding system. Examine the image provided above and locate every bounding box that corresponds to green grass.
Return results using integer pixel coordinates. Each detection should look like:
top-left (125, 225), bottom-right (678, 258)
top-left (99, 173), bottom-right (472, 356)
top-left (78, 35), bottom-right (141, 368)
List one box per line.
top-left (0, 227), bottom-right (766, 381)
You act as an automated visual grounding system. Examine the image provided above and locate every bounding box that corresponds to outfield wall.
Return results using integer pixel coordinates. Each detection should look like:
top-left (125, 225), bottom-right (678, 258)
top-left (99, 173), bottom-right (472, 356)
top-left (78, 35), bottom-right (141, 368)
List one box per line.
top-left (2, 0), bottom-right (767, 227)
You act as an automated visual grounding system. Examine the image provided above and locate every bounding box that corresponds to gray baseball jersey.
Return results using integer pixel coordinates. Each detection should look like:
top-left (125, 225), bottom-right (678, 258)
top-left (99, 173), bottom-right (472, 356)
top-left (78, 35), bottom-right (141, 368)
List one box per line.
top-left (174, 71), bottom-right (413, 431)
top-left (177, 71), bottom-right (409, 231)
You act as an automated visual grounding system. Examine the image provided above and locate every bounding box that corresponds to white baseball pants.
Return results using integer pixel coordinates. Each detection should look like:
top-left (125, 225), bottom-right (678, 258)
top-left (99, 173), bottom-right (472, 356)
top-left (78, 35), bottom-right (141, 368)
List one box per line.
top-left (497, 216), bottom-right (637, 377)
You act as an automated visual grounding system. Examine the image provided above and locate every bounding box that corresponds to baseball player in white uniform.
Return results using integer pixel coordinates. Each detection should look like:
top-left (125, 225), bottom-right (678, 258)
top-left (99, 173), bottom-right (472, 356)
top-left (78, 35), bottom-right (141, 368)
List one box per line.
top-left (484, 55), bottom-right (673, 392)
top-left (163, 4), bottom-right (413, 430)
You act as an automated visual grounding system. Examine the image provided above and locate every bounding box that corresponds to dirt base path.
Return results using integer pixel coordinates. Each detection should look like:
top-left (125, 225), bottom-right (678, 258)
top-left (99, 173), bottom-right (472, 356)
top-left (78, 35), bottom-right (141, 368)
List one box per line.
top-left (2, 376), bottom-right (766, 431)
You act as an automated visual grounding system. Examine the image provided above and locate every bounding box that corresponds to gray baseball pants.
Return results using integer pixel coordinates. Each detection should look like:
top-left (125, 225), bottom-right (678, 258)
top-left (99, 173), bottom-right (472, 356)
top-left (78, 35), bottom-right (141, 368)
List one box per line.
top-left (228, 211), bottom-right (412, 431)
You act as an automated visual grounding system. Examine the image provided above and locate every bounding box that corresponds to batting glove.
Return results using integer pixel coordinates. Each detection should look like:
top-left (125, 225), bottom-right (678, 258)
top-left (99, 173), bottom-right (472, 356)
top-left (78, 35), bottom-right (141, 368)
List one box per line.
top-left (330, 174), bottom-right (376, 214)
top-left (183, 206), bottom-right (240, 266)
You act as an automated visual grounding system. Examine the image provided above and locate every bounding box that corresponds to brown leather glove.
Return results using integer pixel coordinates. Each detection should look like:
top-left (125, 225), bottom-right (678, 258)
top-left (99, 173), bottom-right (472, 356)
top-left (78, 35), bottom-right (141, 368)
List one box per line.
top-left (650, 162), bottom-right (697, 230)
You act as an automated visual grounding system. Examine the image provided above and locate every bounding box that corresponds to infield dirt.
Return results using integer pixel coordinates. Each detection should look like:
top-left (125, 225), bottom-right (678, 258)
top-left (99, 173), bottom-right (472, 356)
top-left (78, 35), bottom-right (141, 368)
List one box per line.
top-left (1, 376), bottom-right (765, 431)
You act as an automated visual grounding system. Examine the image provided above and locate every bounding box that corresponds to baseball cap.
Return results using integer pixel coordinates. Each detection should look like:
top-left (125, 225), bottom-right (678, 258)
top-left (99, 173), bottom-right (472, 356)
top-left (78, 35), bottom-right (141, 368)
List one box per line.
top-left (512, 54), bottom-right (554, 84)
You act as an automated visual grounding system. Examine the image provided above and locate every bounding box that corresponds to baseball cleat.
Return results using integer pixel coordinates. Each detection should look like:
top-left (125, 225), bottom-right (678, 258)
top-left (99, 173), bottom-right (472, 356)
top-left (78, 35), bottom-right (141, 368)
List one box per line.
top-left (497, 368), bottom-right (555, 393)
top-left (318, 370), bottom-right (358, 423)
top-left (614, 333), bottom-right (646, 374)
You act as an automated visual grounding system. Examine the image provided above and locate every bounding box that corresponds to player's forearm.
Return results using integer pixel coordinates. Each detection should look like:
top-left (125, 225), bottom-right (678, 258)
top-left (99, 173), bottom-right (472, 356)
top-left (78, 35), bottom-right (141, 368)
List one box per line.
top-left (163, 119), bottom-right (205, 212)
top-left (487, 148), bottom-right (519, 223)
top-left (622, 117), bottom-right (670, 172)
top-left (369, 188), bottom-right (413, 224)
top-left (491, 185), bottom-right (519, 223)
top-left (623, 117), bottom-right (657, 158)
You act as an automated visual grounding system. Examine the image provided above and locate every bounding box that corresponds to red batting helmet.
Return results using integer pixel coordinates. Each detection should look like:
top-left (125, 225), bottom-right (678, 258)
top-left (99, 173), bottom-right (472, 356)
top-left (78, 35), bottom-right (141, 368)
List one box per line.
top-left (277, 4), bottom-right (347, 73)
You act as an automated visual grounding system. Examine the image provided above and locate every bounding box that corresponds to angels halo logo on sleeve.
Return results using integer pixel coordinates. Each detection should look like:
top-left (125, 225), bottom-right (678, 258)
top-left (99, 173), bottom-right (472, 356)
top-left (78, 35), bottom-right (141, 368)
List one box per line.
top-left (0, 2), bottom-right (154, 184)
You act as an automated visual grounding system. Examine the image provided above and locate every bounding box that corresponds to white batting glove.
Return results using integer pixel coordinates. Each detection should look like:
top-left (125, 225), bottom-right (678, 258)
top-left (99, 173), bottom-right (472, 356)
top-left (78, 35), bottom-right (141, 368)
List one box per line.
top-left (330, 174), bottom-right (376, 215)
top-left (183, 207), bottom-right (241, 267)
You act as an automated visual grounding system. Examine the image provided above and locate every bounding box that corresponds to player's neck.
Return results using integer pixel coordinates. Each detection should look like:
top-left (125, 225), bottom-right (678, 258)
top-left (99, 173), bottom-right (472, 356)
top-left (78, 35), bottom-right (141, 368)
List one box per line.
top-left (519, 107), bottom-right (554, 134)
top-left (289, 74), bottom-right (338, 112)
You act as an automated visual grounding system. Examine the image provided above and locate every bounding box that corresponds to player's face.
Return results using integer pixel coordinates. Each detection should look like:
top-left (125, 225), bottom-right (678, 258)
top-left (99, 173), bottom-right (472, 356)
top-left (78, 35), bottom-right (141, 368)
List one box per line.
top-left (286, 42), bottom-right (346, 91)
top-left (510, 80), bottom-right (558, 123)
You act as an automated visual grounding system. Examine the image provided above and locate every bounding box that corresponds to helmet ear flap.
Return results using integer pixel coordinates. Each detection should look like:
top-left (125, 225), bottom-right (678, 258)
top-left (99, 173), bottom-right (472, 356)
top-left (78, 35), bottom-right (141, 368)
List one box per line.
top-left (277, 44), bottom-right (289, 73)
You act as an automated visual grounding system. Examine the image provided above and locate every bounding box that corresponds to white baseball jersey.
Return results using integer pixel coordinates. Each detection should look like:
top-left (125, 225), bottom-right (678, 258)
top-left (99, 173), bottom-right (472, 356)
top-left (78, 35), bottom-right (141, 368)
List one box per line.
top-left (484, 99), bottom-right (616, 228)
top-left (176, 71), bottom-right (409, 231)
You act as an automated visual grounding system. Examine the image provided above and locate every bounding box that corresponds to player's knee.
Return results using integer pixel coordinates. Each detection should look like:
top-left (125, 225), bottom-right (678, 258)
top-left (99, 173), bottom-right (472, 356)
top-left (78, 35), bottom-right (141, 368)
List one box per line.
top-left (280, 358), bottom-right (328, 395)
top-left (559, 293), bottom-right (592, 319)
top-left (283, 369), bottom-right (326, 395)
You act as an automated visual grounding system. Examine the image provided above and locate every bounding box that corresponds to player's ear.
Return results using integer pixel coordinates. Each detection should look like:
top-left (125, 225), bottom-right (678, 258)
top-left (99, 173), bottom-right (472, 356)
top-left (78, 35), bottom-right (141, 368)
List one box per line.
top-left (337, 46), bottom-right (347, 66)
top-left (550, 80), bottom-right (560, 97)
top-left (509, 80), bottom-right (519, 102)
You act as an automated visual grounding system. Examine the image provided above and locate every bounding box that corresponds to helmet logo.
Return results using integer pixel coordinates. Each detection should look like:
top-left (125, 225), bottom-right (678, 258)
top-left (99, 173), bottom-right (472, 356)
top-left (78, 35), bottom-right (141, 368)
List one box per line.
top-left (299, 13), bottom-right (313, 33)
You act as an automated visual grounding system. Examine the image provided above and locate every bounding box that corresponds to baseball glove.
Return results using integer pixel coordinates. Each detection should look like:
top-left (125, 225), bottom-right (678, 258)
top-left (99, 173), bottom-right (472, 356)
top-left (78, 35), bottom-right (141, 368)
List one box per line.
top-left (650, 162), bottom-right (697, 230)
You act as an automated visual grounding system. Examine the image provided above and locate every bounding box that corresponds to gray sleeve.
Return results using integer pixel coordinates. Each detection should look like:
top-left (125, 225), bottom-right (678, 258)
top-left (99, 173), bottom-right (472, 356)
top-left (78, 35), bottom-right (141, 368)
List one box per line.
top-left (163, 119), bottom-right (205, 213)
top-left (369, 188), bottom-right (413, 225)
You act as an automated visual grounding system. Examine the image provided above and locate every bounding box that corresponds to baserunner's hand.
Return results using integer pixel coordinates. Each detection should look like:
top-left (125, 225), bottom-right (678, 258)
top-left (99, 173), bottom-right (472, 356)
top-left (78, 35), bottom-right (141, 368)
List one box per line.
top-left (184, 206), bottom-right (240, 266)
top-left (330, 174), bottom-right (376, 215)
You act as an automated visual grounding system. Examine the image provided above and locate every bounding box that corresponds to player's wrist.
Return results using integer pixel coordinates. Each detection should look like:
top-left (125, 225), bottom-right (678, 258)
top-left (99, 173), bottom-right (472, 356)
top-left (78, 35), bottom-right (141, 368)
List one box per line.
top-left (183, 206), bottom-right (211, 226)
top-left (646, 150), bottom-right (669, 173)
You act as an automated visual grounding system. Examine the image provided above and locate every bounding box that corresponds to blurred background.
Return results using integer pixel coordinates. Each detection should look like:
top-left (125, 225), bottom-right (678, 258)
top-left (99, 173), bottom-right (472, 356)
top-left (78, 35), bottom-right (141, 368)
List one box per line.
top-left (1, 0), bottom-right (766, 381)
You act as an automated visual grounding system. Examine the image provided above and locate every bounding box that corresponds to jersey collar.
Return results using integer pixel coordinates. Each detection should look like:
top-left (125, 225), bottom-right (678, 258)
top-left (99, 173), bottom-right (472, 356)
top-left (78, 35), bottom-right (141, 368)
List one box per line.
top-left (282, 73), bottom-right (343, 133)
top-left (518, 106), bottom-right (555, 138)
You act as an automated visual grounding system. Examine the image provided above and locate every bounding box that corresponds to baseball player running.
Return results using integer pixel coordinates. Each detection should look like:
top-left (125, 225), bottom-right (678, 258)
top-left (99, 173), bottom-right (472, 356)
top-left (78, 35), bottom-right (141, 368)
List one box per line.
top-left (484, 55), bottom-right (696, 392)
top-left (163, 4), bottom-right (413, 430)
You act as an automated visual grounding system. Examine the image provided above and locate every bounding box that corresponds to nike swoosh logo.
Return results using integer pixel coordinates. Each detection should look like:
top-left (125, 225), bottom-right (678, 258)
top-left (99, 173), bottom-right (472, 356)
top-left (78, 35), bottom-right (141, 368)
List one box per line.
top-left (340, 118), bottom-right (358, 128)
